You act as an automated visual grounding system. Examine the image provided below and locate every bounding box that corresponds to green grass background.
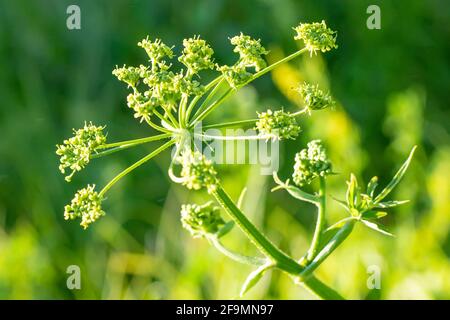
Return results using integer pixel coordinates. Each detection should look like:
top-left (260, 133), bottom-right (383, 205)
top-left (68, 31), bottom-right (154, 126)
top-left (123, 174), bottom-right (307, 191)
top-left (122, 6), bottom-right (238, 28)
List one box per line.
top-left (0, 0), bottom-right (448, 299)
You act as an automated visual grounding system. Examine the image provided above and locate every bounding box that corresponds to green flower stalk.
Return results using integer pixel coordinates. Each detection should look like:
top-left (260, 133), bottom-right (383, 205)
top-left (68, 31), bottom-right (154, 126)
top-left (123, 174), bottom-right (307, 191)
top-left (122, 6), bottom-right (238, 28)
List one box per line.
top-left (293, 20), bottom-right (338, 55)
top-left (255, 109), bottom-right (301, 140)
top-left (292, 140), bottom-right (332, 186)
top-left (56, 122), bottom-right (106, 182)
top-left (181, 202), bottom-right (225, 238)
top-left (64, 185), bottom-right (105, 229)
top-left (296, 82), bottom-right (335, 112)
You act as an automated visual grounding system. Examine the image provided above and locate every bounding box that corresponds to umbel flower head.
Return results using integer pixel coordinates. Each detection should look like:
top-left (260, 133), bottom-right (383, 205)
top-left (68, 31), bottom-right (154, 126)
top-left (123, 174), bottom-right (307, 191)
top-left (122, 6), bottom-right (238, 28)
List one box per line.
top-left (255, 109), bottom-right (301, 140)
top-left (64, 185), bottom-right (105, 229)
top-left (230, 33), bottom-right (268, 72)
top-left (178, 36), bottom-right (215, 75)
top-left (219, 33), bottom-right (268, 88)
top-left (126, 91), bottom-right (159, 122)
top-left (56, 122), bottom-right (106, 182)
top-left (296, 82), bottom-right (335, 112)
top-left (293, 20), bottom-right (337, 55)
top-left (137, 38), bottom-right (174, 69)
top-left (181, 202), bottom-right (224, 238)
top-left (292, 140), bottom-right (332, 186)
top-left (178, 150), bottom-right (219, 193)
top-left (111, 65), bottom-right (148, 89)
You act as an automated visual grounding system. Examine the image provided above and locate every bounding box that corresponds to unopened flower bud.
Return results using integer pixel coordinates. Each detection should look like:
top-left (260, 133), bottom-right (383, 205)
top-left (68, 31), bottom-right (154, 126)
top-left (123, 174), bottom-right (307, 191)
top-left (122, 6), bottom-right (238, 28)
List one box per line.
top-left (292, 140), bottom-right (332, 186)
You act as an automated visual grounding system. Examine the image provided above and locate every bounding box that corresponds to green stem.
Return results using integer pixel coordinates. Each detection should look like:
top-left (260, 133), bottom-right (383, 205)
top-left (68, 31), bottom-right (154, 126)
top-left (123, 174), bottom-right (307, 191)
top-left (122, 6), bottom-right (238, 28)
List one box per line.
top-left (300, 220), bottom-right (355, 280)
top-left (208, 235), bottom-right (267, 266)
top-left (145, 118), bottom-right (172, 134)
top-left (190, 88), bottom-right (233, 126)
top-left (212, 185), bottom-right (344, 299)
top-left (157, 108), bottom-right (179, 129)
top-left (202, 119), bottom-right (257, 130)
top-left (190, 78), bottom-right (225, 123)
top-left (300, 276), bottom-right (345, 300)
top-left (307, 177), bottom-right (327, 261)
top-left (99, 139), bottom-right (175, 197)
top-left (185, 76), bottom-right (223, 125)
top-left (248, 47), bottom-right (308, 83)
top-left (97, 133), bottom-right (172, 150)
top-left (92, 134), bottom-right (171, 159)
top-left (211, 185), bottom-right (303, 274)
top-left (178, 94), bottom-right (188, 127)
top-left (194, 133), bottom-right (268, 141)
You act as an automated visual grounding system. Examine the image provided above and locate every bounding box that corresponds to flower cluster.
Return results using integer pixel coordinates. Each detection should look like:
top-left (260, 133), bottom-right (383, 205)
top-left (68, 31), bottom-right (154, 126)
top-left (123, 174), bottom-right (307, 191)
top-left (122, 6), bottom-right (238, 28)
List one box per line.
top-left (293, 20), bottom-right (337, 55)
top-left (255, 109), bottom-right (300, 140)
top-left (178, 150), bottom-right (219, 193)
top-left (179, 36), bottom-right (215, 75)
top-left (219, 33), bottom-right (268, 88)
top-left (296, 82), bottom-right (335, 112)
top-left (230, 33), bottom-right (268, 72)
top-left (137, 38), bottom-right (174, 69)
top-left (181, 202), bottom-right (224, 238)
top-left (64, 185), bottom-right (105, 229)
top-left (113, 37), bottom-right (215, 122)
top-left (56, 122), bottom-right (106, 182)
top-left (292, 140), bottom-right (332, 186)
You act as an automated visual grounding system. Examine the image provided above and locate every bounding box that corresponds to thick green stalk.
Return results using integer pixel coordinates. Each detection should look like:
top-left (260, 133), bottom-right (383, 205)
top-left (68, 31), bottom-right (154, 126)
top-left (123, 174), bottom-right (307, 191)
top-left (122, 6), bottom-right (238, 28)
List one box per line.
top-left (300, 276), bottom-right (345, 300)
top-left (99, 139), bottom-right (175, 197)
top-left (211, 185), bottom-right (344, 299)
top-left (211, 185), bottom-right (303, 274)
top-left (307, 177), bottom-right (327, 261)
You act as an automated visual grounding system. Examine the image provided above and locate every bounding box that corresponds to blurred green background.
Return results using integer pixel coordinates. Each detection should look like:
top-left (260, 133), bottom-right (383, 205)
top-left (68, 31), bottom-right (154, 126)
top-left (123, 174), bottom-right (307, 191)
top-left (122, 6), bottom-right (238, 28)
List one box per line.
top-left (0, 0), bottom-right (449, 299)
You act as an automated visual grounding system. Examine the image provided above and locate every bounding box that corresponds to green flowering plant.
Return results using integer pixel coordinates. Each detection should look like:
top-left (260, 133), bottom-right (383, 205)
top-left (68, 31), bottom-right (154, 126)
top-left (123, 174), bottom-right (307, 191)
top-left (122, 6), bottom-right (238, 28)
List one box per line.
top-left (57, 21), bottom-right (416, 299)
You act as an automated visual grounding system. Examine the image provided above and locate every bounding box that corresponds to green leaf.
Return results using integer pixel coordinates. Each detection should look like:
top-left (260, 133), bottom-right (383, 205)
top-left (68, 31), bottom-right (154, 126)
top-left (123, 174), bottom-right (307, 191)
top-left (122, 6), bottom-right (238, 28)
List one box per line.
top-left (362, 211), bottom-right (388, 220)
top-left (216, 221), bottom-right (235, 238)
top-left (374, 200), bottom-right (409, 209)
top-left (374, 146), bottom-right (417, 203)
top-left (240, 263), bottom-right (274, 297)
top-left (346, 174), bottom-right (359, 209)
top-left (319, 217), bottom-right (354, 252)
top-left (360, 219), bottom-right (394, 237)
top-left (367, 176), bottom-right (378, 198)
